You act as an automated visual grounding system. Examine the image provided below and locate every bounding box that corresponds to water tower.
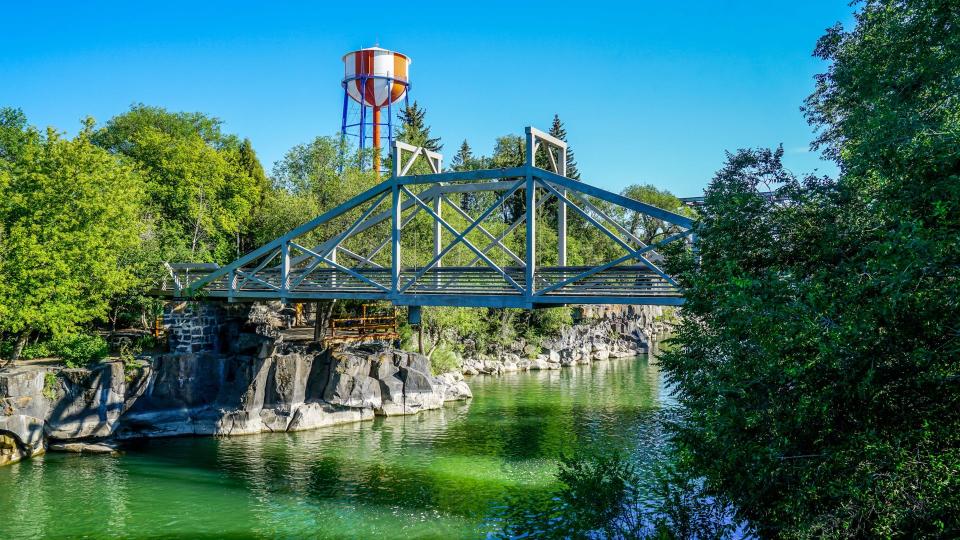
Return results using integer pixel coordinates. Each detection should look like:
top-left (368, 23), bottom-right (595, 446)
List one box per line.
top-left (341, 47), bottom-right (411, 173)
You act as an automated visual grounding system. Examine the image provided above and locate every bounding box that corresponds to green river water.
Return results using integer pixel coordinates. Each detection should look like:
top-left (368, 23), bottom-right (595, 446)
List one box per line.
top-left (0, 356), bottom-right (673, 539)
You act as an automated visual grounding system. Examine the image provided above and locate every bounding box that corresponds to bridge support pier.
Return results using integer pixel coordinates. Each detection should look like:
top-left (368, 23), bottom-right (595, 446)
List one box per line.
top-left (163, 301), bottom-right (227, 354)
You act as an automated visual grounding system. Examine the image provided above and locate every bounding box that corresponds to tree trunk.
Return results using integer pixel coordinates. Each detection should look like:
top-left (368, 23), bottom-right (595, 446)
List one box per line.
top-left (10, 331), bottom-right (30, 364)
top-left (314, 300), bottom-right (336, 341)
top-left (418, 324), bottom-right (425, 355)
top-left (499, 309), bottom-right (513, 338)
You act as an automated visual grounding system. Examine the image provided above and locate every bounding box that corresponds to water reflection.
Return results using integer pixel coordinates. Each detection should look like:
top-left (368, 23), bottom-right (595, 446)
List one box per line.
top-left (0, 356), bottom-right (669, 539)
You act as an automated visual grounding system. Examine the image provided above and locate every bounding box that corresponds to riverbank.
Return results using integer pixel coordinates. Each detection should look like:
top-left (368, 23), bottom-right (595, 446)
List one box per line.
top-left (0, 304), bottom-right (672, 467)
top-left (0, 344), bottom-right (471, 467)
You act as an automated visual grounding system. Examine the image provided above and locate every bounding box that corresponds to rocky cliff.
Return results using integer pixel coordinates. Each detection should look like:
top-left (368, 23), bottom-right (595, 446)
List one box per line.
top-left (0, 343), bottom-right (470, 467)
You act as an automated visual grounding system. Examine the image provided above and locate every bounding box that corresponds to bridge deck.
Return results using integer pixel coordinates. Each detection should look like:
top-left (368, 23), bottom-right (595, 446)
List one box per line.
top-left (160, 265), bottom-right (683, 308)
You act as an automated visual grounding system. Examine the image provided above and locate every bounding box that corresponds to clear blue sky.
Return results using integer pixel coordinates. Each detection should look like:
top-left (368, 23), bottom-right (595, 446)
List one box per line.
top-left (1, 1), bottom-right (854, 197)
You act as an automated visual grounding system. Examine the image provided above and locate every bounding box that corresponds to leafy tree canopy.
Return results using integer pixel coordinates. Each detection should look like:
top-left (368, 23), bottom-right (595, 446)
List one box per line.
top-left (662, 0), bottom-right (960, 535)
top-left (0, 111), bottom-right (142, 360)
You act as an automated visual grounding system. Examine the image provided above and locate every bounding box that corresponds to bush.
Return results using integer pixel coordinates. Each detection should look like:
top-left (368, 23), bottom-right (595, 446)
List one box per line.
top-left (19, 341), bottom-right (52, 360)
top-left (42, 372), bottom-right (59, 400)
top-left (429, 346), bottom-right (460, 375)
top-left (53, 334), bottom-right (108, 368)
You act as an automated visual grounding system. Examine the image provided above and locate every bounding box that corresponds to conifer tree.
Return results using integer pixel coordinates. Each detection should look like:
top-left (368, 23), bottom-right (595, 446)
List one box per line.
top-left (549, 114), bottom-right (580, 179)
top-left (451, 139), bottom-right (473, 170)
top-left (396, 101), bottom-right (442, 152)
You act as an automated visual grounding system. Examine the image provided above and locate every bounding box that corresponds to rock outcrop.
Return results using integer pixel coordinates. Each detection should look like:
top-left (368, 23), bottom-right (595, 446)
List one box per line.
top-left (0, 342), bottom-right (471, 466)
top-left (459, 304), bottom-right (672, 376)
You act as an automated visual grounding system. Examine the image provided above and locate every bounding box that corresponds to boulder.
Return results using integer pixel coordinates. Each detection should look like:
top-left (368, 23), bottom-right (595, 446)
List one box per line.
top-left (530, 358), bottom-right (550, 370)
top-left (287, 402), bottom-right (373, 431)
top-left (324, 373), bottom-right (381, 409)
top-left (45, 362), bottom-right (127, 440)
top-left (49, 441), bottom-right (119, 455)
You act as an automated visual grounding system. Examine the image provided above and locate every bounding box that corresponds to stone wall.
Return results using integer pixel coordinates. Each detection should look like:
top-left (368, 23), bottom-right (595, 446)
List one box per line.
top-left (162, 301), bottom-right (228, 353)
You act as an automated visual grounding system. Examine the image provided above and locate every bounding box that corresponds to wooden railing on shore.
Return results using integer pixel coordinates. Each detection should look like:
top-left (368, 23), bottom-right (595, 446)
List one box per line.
top-left (325, 306), bottom-right (399, 345)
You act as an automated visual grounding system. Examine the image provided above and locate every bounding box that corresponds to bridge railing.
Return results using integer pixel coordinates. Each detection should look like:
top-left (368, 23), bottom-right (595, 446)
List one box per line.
top-left (162, 126), bottom-right (694, 308)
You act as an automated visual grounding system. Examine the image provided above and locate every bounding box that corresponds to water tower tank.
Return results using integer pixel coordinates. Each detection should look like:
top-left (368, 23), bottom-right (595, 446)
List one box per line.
top-left (342, 47), bottom-right (410, 107)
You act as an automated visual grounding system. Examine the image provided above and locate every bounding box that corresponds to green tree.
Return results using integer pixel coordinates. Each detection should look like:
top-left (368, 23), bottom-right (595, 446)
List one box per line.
top-left (93, 104), bottom-right (267, 263)
top-left (661, 1), bottom-right (960, 535)
top-left (451, 140), bottom-right (493, 213)
top-left (548, 114), bottom-right (580, 180)
top-left (272, 135), bottom-right (381, 260)
top-left (396, 101), bottom-right (441, 152)
top-left (0, 113), bottom-right (142, 362)
top-left (619, 184), bottom-right (690, 245)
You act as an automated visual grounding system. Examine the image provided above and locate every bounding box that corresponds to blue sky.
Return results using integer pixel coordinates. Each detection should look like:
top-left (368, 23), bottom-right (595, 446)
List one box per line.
top-left (1, 1), bottom-right (854, 197)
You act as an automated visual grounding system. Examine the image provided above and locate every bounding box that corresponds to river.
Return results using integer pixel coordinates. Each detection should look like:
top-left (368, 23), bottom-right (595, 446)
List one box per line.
top-left (0, 356), bottom-right (673, 539)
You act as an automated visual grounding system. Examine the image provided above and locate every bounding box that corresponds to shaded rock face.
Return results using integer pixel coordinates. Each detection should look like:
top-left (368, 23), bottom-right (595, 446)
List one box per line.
top-left (0, 342), bottom-right (471, 465)
top-left (0, 368), bottom-right (50, 466)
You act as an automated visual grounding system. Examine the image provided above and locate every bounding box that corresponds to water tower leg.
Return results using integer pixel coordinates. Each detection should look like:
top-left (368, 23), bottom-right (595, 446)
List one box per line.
top-left (372, 106), bottom-right (381, 174)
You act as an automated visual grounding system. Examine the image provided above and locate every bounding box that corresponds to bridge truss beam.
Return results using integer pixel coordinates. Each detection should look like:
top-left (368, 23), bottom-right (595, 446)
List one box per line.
top-left (162, 127), bottom-right (693, 308)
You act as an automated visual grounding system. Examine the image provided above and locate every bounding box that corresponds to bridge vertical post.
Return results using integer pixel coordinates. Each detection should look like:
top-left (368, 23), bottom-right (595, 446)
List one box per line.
top-left (280, 241), bottom-right (290, 299)
top-left (525, 127), bottom-right (536, 300)
top-left (391, 182), bottom-right (401, 294)
top-left (558, 145), bottom-right (568, 268)
top-left (330, 246), bottom-right (337, 288)
top-left (433, 194), bottom-right (442, 288)
top-left (228, 269), bottom-right (236, 302)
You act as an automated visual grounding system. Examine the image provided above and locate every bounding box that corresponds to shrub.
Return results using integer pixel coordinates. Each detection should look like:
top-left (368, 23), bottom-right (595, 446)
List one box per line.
top-left (20, 341), bottom-right (52, 360)
top-left (53, 334), bottom-right (108, 368)
top-left (429, 346), bottom-right (460, 375)
top-left (42, 372), bottom-right (59, 400)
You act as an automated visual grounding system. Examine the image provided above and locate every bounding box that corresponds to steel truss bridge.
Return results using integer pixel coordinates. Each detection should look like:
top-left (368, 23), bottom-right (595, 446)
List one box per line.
top-left (162, 127), bottom-right (694, 310)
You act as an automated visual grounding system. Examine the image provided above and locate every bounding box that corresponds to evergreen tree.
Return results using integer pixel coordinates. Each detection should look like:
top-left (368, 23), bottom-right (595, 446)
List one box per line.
top-left (451, 140), bottom-right (473, 170)
top-left (451, 139), bottom-right (493, 212)
top-left (549, 114), bottom-right (580, 180)
top-left (396, 101), bottom-right (441, 152)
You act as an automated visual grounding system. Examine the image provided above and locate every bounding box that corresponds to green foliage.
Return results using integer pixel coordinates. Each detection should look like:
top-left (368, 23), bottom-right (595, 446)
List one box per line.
top-left (548, 114), bottom-right (579, 180)
top-left (661, 2), bottom-right (960, 536)
top-left (494, 451), bottom-right (643, 539)
top-left (494, 452), bottom-right (739, 539)
top-left (93, 104), bottom-right (266, 264)
top-left (42, 371), bottom-right (58, 400)
top-left (118, 340), bottom-right (146, 373)
top-left (53, 334), bottom-right (108, 368)
top-left (429, 346), bottom-right (460, 375)
top-left (20, 341), bottom-right (52, 360)
top-left (619, 184), bottom-right (693, 245)
top-left (528, 307), bottom-right (573, 338)
top-left (271, 135), bottom-right (380, 255)
top-left (396, 101), bottom-right (441, 152)
top-left (0, 110), bottom-right (143, 356)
